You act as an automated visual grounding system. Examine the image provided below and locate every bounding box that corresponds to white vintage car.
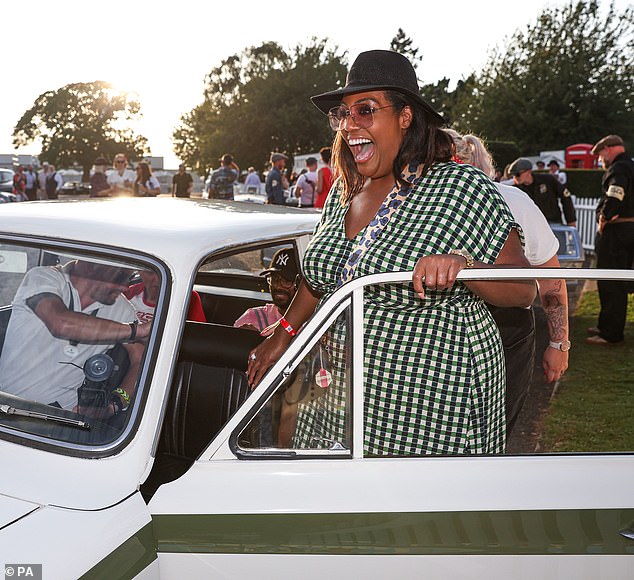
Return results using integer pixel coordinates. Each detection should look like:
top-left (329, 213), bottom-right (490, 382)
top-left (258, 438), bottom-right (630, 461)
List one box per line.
top-left (0, 197), bottom-right (632, 580)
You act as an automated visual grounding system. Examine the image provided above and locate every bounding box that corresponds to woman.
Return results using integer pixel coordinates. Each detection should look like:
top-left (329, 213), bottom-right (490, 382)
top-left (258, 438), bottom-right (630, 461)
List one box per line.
top-left (314, 147), bottom-right (333, 209)
top-left (134, 162), bottom-right (161, 197)
top-left (106, 154), bottom-right (136, 195)
top-left (445, 129), bottom-right (569, 434)
top-left (247, 50), bottom-right (535, 455)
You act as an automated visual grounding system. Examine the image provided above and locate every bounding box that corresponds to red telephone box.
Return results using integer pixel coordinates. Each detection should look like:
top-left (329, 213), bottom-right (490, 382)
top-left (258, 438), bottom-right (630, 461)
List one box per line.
top-left (565, 143), bottom-right (597, 169)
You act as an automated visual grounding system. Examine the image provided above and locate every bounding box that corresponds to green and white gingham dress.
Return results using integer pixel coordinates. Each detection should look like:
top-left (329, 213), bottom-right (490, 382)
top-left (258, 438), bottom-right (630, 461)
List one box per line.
top-left (299, 161), bottom-right (519, 455)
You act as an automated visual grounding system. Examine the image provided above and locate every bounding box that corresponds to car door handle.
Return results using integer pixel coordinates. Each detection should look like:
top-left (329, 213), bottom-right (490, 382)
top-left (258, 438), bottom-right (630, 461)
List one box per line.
top-left (619, 522), bottom-right (634, 541)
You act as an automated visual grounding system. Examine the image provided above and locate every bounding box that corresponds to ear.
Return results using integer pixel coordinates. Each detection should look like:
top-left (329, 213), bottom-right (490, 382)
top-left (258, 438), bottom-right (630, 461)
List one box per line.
top-left (400, 105), bottom-right (413, 130)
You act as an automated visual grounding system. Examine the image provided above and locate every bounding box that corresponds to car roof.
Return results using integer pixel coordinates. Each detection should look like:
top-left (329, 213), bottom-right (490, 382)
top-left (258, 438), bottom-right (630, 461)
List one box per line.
top-left (0, 197), bottom-right (320, 268)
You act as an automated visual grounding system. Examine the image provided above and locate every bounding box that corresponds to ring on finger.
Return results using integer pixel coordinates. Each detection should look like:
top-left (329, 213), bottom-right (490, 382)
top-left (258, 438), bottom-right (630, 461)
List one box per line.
top-left (249, 353), bottom-right (257, 361)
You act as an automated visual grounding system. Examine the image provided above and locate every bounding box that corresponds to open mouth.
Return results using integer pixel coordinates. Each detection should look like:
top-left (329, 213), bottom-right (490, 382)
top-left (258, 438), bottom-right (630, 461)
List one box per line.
top-left (348, 137), bottom-right (374, 163)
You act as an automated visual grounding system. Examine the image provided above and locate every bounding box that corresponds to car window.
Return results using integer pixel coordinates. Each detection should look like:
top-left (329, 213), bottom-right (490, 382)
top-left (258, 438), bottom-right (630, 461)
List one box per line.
top-left (198, 244), bottom-right (292, 276)
top-left (237, 308), bottom-right (351, 454)
top-left (0, 241), bottom-right (161, 451)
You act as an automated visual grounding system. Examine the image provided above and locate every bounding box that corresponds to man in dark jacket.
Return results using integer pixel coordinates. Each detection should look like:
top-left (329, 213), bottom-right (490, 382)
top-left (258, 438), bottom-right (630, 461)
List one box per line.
top-left (508, 157), bottom-right (577, 226)
top-left (587, 135), bottom-right (634, 346)
top-left (265, 153), bottom-right (288, 205)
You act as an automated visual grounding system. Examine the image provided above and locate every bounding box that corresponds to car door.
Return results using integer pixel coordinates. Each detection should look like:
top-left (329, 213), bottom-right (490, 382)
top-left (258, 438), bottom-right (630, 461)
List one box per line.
top-left (147, 268), bottom-right (634, 580)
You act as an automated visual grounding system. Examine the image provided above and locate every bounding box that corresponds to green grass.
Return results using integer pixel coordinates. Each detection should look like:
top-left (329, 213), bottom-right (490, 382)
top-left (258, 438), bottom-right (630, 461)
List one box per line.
top-left (540, 290), bottom-right (634, 452)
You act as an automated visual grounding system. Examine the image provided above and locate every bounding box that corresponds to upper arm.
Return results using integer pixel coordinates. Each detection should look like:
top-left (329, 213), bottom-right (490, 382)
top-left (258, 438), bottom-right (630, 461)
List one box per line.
top-left (494, 228), bottom-right (531, 268)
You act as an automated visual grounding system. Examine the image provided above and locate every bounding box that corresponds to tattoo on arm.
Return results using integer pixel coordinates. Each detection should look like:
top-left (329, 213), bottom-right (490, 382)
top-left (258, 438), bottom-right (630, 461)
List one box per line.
top-left (541, 280), bottom-right (566, 341)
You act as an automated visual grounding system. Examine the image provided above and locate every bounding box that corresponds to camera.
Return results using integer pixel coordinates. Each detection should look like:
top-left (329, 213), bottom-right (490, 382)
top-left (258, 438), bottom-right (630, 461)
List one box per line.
top-left (77, 353), bottom-right (115, 408)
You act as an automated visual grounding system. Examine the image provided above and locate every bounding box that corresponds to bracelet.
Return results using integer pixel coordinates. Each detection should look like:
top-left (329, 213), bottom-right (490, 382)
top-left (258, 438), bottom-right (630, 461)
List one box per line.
top-left (128, 320), bottom-right (138, 341)
top-left (279, 317), bottom-right (297, 337)
top-left (112, 387), bottom-right (130, 411)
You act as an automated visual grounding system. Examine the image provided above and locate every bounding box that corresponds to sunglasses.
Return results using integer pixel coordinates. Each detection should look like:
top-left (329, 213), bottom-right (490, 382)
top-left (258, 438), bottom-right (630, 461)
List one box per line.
top-left (327, 103), bottom-right (399, 131)
top-left (115, 160), bottom-right (126, 164)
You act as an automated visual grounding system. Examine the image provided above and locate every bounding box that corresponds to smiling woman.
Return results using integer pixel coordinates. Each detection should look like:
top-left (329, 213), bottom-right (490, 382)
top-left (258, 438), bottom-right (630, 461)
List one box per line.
top-left (246, 49), bottom-right (536, 456)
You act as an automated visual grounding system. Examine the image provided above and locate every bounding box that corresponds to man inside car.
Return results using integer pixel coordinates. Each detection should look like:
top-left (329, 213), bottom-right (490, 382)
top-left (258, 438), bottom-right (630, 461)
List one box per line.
top-left (0, 260), bottom-right (150, 413)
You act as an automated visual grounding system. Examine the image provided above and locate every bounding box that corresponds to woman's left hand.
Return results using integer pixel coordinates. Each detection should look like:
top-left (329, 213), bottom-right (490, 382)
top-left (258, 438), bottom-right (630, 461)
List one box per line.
top-left (412, 254), bottom-right (470, 300)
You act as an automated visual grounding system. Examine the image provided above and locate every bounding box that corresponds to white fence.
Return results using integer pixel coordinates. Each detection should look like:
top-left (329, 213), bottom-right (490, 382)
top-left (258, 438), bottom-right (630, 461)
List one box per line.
top-left (573, 196), bottom-right (599, 252)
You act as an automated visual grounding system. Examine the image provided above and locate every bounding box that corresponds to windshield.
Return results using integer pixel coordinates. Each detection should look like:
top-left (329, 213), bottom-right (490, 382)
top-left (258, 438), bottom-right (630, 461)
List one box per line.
top-left (0, 242), bottom-right (161, 449)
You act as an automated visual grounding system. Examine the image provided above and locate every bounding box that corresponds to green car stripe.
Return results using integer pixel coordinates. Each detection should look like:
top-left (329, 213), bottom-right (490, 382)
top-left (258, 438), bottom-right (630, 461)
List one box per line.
top-left (152, 509), bottom-right (634, 556)
top-left (80, 522), bottom-right (156, 580)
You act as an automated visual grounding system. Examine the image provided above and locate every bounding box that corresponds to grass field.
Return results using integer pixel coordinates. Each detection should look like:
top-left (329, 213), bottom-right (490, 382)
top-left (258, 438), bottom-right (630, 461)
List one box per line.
top-left (540, 288), bottom-right (634, 452)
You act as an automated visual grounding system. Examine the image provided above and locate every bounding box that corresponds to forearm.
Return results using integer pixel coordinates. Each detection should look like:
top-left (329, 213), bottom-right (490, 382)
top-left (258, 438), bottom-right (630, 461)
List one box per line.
top-left (49, 311), bottom-right (135, 343)
top-left (465, 269), bottom-right (536, 308)
top-left (278, 281), bottom-right (321, 336)
top-left (539, 278), bottom-right (569, 341)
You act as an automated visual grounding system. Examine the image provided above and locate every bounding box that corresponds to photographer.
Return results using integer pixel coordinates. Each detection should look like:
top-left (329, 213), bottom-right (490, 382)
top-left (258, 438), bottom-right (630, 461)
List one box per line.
top-left (0, 260), bottom-right (149, 414)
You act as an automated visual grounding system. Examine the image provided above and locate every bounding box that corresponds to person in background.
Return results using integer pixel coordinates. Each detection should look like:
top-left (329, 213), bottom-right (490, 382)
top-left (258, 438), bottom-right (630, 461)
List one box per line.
top-left (37, 162), bottom-right (50, 200)
top-left (126, 270), bottom-right (206, 324)
top-left (587, 134), bottom-right (634, 346)
top-left (508, 157), bottom-right (576, 227)
top-left (45, 165), bottom-right (63, 199)
top-left (265, 153), bottom-right (288, 205)
top-left (208, 154), bottom-right (238, 200)
top-left (294, 157), bottom-right (319, 207)
top-left (106, 154), bottom-right (136, 196)
top-left (24, 165), bottom-right (38, 201)
top-left (314, 147), bottom-right (333, 209)
top-left (134, 162), bottom-right (161, 196)
top-left (244, 166), bottom-right (262, 192)
top-left (445, 129), bottom-right (569, 434)
top-left (248, 49), bottom-right (535, 455)
top-left (171, 164), bottom-right (193, 198)
top-left (234, 248), bottom-right (299, 333)
top-left (12, 165), bottom-right (27, 202)
top-left (89, 157), bottom-right (110, 197)
top-left (548, 159), bottom-right (567, 185)
top-left (535, 160), bottom-right (546, 170)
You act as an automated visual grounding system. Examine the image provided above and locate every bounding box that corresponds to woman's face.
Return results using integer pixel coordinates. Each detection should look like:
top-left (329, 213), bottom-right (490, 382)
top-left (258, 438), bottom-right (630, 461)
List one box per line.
top-left (340, 90), bottom-right (411, 181)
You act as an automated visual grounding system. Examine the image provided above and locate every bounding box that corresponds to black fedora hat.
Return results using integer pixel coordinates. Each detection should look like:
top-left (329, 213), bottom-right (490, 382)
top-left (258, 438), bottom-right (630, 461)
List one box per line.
top-left (311, 50), bottom-right (444, 125)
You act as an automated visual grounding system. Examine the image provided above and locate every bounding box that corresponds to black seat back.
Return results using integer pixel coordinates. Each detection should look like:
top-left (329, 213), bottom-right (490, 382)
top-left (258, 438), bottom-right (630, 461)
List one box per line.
top-left (0, 306), bottom-right (12, 358)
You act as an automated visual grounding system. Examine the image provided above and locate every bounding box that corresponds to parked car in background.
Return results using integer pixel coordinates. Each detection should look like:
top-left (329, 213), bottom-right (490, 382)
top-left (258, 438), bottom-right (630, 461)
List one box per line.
top-left (0, 168), bottom-right (15, 194)
top-left (60, 181), bottom-right (91, 196)
top-left (0, 198), bottom-right (633, 578)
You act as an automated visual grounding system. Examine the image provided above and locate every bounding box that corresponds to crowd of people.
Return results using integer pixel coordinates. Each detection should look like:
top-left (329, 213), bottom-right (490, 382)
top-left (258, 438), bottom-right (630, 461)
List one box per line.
top-left (2, 47), bottom-right (632, 454)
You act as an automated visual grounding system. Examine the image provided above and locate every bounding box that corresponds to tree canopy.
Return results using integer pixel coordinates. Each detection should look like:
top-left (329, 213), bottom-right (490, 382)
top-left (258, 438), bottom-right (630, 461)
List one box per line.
top-left (451, 0), bottom-right (634, 153)
top-left (173, 39), bottom-right (347, 175)
top-left (13, 81), bottom-right (148, 179)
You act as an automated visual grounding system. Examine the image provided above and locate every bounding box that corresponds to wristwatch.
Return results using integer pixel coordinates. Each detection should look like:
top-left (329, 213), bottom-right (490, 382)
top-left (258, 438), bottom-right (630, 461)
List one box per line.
top-left (549, 340), bottom-right (571, 352)
top-left (449, 248), bottom-right (475, 268)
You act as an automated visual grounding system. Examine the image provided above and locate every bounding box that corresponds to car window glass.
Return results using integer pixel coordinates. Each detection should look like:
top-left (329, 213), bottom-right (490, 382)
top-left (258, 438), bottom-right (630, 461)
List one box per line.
top-left (237, 307), bottom-right (351, 453)
top-left (0, 242), bottom-right (159, 450)
top-left (199, 244), bottom-right (292, 276)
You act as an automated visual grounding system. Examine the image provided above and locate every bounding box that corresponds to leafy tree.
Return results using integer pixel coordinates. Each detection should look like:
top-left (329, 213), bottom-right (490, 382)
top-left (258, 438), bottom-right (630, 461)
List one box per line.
top-left (173, 39), bottom-right (347, 176)
top-left (13, 81), bottom-right (148, 180)
top-left (390, 28), bottom-right (421, 70)
top-left (453, 0), bottom-right (634, 153)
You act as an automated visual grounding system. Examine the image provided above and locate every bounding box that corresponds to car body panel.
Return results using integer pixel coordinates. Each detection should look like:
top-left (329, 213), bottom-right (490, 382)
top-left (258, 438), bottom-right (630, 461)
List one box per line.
top-left (0, 199), bottom-right (633, 579)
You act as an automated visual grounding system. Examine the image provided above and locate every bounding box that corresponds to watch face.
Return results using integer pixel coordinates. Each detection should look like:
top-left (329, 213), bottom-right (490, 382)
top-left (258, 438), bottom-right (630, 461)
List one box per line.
top-left (561, 340), bottom-right (571, 352)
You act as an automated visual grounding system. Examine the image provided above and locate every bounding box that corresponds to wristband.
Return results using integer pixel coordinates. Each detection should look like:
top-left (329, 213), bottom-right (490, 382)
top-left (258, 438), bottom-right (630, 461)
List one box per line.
top-left (128, 320), bottom-right (138, 341)
top-left (112, 387), bottom-right (130, 411)
top-left (279, 317), bottom-right (297, 337)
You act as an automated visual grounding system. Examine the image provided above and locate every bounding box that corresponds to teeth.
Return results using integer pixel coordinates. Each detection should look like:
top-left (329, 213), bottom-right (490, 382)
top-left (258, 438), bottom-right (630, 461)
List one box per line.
top-left (348, 138), bottom-right (372, 146)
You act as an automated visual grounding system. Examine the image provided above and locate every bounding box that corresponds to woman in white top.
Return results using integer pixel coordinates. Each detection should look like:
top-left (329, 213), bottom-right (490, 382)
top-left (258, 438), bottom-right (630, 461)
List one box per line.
top-left (106, 154), bottom-right (136, 195)
top-left (134, 162), bottom-right (161, 196)
top-left (445, 129), bottom-right (570, 435)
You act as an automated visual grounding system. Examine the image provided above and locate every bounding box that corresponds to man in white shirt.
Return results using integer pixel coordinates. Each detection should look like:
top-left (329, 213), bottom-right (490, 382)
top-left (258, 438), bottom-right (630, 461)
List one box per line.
top-left (0, 260), bottom-right (150, 412)
top-left (294, 157), bottom-right (319, 207)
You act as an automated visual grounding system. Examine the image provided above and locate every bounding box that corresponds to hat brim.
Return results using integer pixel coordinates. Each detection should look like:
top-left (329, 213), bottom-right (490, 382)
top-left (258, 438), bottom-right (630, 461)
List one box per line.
top-left (311, 84), bottom-right (445, 125)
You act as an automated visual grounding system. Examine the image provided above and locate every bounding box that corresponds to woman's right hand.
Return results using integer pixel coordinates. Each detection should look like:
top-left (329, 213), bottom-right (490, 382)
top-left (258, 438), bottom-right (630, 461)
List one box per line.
top-left (246, 329), bottom-right (292, 388)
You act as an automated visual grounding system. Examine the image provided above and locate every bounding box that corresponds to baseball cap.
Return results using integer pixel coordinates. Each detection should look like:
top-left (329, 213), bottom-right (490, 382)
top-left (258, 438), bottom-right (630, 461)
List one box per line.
top-left (260, 248), bottom-right (298, 281)
top-left (591, 135), bottom-right (624, 155)
top-left (508, 158), bottom-right (533, 176)
top-left (270, 152), bottom-right (288, 163)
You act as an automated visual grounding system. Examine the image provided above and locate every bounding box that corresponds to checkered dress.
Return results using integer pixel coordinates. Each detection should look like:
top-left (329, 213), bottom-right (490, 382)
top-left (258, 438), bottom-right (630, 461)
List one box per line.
top-left (298, 162), bottom-right (518, 455)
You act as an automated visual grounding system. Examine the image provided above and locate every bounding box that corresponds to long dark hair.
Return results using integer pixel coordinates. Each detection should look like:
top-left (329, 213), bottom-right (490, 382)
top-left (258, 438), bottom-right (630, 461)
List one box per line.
top-left (135, 162), bottom-right (152, 186)
top-left (332, 90), bottom-right (451, 204)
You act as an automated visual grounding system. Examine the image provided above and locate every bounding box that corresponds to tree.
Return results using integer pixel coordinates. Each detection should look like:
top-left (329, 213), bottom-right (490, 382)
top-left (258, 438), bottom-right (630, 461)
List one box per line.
top-left (13, 81), bottom-right (148, 180)
top-left (453, 0), bottom-right (634, 153)
top-left (390, 28), bottom-right (421, 70)
top-left (173, 39), bottom-right (347, 176)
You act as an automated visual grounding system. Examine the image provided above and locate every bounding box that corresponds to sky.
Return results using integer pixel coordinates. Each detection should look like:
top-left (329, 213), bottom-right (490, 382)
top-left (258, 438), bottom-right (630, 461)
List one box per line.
top-left (3, 0), bottom-right (629, 169)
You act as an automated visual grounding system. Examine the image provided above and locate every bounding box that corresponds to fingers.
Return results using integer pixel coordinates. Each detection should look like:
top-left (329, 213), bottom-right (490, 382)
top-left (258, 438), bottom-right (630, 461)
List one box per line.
top-left (413, 255), bottom-right (467, 299)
